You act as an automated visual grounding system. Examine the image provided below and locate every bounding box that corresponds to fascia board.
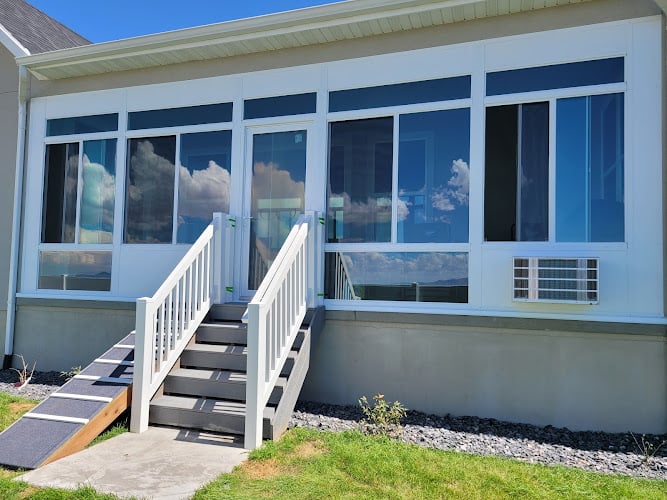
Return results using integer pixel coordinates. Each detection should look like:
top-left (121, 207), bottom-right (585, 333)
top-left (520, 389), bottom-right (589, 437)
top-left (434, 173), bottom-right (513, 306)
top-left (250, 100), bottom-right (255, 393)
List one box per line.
top-left (654, 0), bottom-right (667, 14)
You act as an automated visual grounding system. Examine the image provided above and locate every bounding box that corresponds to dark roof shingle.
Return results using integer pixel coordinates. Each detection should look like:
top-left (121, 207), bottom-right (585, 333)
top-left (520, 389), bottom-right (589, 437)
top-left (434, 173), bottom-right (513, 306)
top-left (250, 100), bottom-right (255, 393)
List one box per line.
top-left (0, 0), bottom-right (89, 54)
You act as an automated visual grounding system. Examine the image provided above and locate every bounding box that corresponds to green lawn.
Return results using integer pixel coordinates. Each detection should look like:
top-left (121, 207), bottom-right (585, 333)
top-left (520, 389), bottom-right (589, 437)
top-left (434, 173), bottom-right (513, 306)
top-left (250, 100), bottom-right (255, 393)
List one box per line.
top-left (0, 393), bottom-right (37, 432)
top-left (195, 428), bottom-right (667, 500)
top-left (1, 394), bottom-right (666, 499)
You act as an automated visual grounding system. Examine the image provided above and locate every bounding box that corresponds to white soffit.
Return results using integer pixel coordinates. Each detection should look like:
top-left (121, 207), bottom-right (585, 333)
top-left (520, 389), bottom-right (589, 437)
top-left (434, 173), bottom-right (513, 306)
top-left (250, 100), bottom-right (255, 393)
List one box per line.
top-left (18, 0), bottom-right (592, 81)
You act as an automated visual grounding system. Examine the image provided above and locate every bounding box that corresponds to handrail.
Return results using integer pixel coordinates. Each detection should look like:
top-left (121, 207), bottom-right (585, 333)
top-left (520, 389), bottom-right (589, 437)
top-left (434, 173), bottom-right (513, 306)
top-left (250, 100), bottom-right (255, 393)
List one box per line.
top-left (130, 212), bottom-right (229, 433)
top-left (244, 212), bottom-right (317, 449)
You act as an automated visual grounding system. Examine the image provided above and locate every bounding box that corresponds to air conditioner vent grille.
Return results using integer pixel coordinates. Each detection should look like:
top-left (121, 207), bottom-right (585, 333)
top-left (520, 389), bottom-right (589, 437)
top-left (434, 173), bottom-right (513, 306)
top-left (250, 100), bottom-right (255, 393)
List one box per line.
top-left (513, 257), bottom-right (599, 304)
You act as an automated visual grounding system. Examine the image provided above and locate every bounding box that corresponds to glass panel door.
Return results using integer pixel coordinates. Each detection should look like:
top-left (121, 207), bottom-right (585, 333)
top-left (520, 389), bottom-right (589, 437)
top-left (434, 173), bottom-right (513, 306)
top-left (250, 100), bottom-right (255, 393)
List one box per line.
top-left (242, 128), bottom-right (307, 295)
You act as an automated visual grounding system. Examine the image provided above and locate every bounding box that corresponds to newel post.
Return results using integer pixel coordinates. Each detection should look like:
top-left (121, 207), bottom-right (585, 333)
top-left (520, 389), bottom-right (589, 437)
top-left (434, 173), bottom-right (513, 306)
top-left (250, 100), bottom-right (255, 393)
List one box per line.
top-left (305, 211), bottom-right (323, 308)
top-left (130, 297), bottom-right (153, 433)
top-left (211, 213), bottom-right (224, 305)
top-left (244, 302), bottom-right (266, 450)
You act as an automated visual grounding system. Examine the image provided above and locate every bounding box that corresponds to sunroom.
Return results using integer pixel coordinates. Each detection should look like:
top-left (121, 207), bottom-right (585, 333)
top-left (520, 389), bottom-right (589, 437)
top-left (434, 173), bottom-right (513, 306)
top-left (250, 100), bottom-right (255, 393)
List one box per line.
top-left (18, 16), bottom-right (662, 326)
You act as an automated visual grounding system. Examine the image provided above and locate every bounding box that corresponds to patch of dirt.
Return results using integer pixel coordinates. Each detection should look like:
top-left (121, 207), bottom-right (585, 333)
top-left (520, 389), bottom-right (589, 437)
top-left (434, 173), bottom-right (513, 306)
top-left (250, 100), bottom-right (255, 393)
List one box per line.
top-left (242, 458), bottom-right (291, 480)
top-left (293, 440), bottom-right (326, 459)
top-left (0, 468), bottom-right (19, 479)
top-left (18, 486), bottom-right (41, 499)
top-left (8, 402), bottom-right (34, 414)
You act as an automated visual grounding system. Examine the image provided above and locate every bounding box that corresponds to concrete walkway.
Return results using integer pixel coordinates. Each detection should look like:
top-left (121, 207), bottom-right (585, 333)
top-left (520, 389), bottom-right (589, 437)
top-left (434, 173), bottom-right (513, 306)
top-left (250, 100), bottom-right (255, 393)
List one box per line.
top-left (19, 427), bottom-right (248, 500)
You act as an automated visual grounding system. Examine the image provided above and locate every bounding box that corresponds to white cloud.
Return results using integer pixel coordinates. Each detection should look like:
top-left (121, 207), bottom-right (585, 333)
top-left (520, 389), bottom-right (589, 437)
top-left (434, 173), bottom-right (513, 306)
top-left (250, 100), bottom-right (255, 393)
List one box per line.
top-left (430, 159), bottom-right (470, 213)
top-left (178, 160), bottom-right (231, 220)
top-left (125, 139), bottom-right (176, 243)
top-left (343, 252), bottom-right (468, 285)
top-left (79, 154), bottom-right (115, 244)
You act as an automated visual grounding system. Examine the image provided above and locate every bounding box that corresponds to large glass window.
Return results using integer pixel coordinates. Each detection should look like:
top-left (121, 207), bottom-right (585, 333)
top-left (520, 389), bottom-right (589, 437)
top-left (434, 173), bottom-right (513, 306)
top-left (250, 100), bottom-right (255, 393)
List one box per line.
top-left (326, 109), bottom-right (471, 304)
top-left (38, 251), bottom-right (111, 291)
top-left (178, 131), bottom-right (233, 243)
top-left (556, 93), bottom-right (624, 242)
top-left (42, 143), bottom-right (79, 243)
top-left (485, 103), bottom-right (549, 242)
top-left (398, 108), bottom-right (470, 243)
top-left (125, 136), bottom-right (176, 243)
top-left (80, 140), bottom-right (116, 244)
top-left (328, 117), bottom-right (393, 243)
top-left (125, 131), bottom-right (233, 244)
top-left (325, 252), bottom-right (468, 303)
top-left (42, 139), bottom-right (117, 244)
top-left (484, 93), bottom-right (624, 243)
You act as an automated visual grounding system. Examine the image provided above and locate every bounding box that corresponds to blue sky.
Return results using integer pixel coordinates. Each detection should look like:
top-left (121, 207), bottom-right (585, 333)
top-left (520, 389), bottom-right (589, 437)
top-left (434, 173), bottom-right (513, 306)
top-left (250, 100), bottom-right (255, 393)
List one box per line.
top-left (28, 0), bottom-right (345, 43)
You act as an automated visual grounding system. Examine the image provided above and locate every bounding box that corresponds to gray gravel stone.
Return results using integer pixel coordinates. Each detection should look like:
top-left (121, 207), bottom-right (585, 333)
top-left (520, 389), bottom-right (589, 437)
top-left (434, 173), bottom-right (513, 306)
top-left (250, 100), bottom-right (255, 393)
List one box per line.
top-left (0, 369), bottom-right (67, 402)
top-left (289, 401), bottom-right (667, 480)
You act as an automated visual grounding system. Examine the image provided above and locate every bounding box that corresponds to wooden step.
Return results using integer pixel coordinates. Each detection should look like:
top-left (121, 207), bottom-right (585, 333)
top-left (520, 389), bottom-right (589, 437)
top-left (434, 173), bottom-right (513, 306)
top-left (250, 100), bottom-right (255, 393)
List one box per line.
top-left (164, 368), bottom-right (285, 404)
top-left (149, 395), bottom-right (274, 438)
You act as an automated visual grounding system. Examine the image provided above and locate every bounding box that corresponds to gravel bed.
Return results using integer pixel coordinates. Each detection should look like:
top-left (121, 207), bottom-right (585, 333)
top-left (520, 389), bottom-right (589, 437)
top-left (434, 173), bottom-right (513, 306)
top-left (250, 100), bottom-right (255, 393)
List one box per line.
top-left (0, 369), bottom-right (67, 401)
top-left (290, 401), bottom-right (667, 480)
top-left (2, 371), bottom-right (665, 480)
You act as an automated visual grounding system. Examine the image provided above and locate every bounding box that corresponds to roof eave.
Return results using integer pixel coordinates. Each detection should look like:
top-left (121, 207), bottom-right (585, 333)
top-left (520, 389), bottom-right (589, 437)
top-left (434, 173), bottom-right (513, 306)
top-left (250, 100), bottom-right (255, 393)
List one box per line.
top-left (0, 23), bottom-right (29, 57)
top-left (17, 0), bottom-right (596, 81)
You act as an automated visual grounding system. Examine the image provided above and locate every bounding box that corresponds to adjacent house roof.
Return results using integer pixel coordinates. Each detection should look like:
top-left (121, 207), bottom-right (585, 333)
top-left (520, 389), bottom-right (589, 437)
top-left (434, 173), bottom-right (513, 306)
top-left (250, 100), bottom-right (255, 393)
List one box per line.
top-left (18, 0), bottom-right (596, 81)
top-left (0, 0), bottom-right (89, 57)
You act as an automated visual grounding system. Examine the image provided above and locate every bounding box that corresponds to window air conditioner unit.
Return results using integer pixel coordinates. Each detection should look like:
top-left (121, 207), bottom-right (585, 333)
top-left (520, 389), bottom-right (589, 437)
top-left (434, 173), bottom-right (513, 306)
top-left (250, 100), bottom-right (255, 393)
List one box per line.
top-left (513, 257), bottom-right (599, 305)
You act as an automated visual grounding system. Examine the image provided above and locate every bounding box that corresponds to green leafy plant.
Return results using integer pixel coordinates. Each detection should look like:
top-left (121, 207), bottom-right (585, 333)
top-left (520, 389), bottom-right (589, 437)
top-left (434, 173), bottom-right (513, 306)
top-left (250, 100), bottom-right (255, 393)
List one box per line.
top-left (359, 393), bottom-right (407, 439)
top-left (10, 355), bottom-right (35, 388)
top-left (60, 365), bottom-right (82, 381)
top-left (631, 432), bottom-right (666, 465)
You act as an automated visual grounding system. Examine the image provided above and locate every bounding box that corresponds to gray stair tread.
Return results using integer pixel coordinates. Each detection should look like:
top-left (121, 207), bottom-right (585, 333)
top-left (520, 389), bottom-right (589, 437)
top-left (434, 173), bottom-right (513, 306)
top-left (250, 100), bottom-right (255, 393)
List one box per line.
top-left (59, 378), bottom-right (131, 399)
top-left (31, 398), bottom-right (107, 420)
top-left (185, 343), bottom-right (247, 355)
top-left (169, 367), bottom-right (287, 387)
top-left (79, 362), bottom-right (134, 379)
top-left (151, 395), bottom-right (275, 419)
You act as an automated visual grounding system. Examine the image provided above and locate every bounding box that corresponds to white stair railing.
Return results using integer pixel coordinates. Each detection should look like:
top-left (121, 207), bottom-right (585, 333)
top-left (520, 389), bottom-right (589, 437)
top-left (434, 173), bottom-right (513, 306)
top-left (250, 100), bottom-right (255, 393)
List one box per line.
top-left (130, 212), bottom-right (231, 433)
top-left (333, 251), bottom-right (360, 300)
top-left (244, 211), bottom-right (321, 449)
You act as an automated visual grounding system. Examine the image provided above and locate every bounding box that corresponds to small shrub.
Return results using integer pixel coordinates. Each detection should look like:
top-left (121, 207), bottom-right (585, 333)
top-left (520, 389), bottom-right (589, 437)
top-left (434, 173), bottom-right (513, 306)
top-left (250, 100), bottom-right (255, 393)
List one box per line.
top-left (631, 432), bottom-right (666, 465)
top-left (359, 393), bottom-right (407, 439)
top-left (60, 365), bottom-right (82, 381)
top-left (10, 355), bottom-right (35, 388)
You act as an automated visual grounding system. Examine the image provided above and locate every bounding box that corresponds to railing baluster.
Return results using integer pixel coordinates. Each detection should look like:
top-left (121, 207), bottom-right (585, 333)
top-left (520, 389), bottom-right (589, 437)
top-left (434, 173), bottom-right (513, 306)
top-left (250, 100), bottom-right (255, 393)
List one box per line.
top-left (131, 216), bottom-right (226, 436)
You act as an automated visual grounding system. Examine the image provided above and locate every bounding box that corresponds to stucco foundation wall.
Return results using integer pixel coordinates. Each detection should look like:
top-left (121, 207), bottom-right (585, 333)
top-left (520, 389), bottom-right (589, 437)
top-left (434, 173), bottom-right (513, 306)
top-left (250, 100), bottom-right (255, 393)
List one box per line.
top-left (11, 300), bottom-right (135, 371)
top-left (301, 313), bottom-right (667, 434)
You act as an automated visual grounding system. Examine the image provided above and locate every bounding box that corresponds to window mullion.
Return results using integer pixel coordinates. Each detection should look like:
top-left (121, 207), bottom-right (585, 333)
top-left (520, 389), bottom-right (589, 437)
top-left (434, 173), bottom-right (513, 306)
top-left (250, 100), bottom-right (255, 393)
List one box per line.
top-left (74, 141), bottom-right (84, 244)
top-left (548, 99), bottom-right (557, 242)
top-left (391, 113), bottom-right (399, 244)
top-left (173, 133), bottom-right (182, 244)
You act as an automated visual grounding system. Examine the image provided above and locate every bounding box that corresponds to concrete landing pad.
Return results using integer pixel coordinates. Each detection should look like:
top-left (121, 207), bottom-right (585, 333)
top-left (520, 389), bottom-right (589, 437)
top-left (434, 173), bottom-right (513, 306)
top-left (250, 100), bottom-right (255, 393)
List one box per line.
top-left (20, 426), bottom-right (248, 500)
